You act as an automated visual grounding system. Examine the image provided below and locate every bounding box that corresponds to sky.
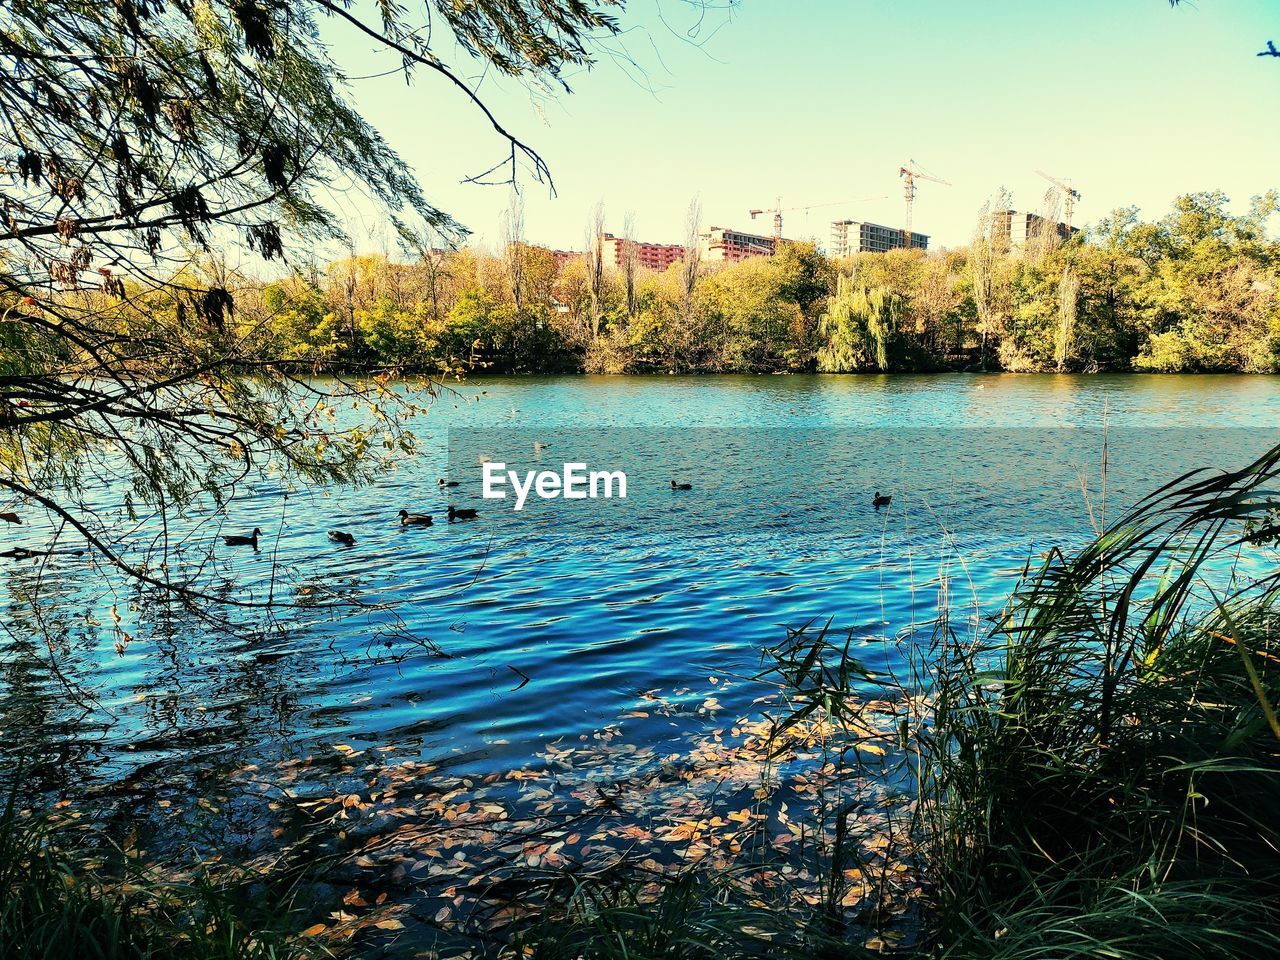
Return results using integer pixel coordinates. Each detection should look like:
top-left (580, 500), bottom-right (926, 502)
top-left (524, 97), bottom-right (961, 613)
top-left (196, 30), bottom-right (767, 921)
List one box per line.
top-left (319, 0), bottom-right (1280, 255)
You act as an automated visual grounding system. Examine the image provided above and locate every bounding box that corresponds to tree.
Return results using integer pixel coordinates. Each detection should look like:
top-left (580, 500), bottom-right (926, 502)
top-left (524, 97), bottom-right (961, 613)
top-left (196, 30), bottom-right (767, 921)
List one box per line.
top-left (817, 276), bottom-right (902, 372)
top-left (502, 193), bottom-right (528, 310)
top-left (622, 211), bottom-right (640, 318)
top-left (416, 240), bottom-right (451, 328)
top-left (0, 0), bottom-right (628, 613)
top-left (1133, 192), bottom-right (1280, 372)
top-left (910, 251), bottom-right (967, 359)
top-left (521, 245), bottom-right (562, 313)
top-left (680, 197), bottom-right (703, 326)
top-left (968, 194), bottom-right (1015, 369)
top-left (585, 202), bottom-right (608, 341)
top-left (261, 273), bottom-right (338, 361)
top-left (697, 256), bottom-right (805, 372)
top-left (1074, 208), bottom-right (1154, 368)
top-left (233, 188), bottom-right (1269, 378)
top-left (1055, 264), bottom-right (1081, 372)
top-left (771, 241), bottom-right (836, 333)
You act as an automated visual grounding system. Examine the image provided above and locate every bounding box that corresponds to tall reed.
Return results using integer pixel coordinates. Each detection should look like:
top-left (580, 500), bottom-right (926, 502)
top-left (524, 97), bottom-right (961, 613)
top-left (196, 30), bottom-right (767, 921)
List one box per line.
top-left (0, 785), bottom-right (307, 960)
top-left (915, 443), bottom-right (1280, 957)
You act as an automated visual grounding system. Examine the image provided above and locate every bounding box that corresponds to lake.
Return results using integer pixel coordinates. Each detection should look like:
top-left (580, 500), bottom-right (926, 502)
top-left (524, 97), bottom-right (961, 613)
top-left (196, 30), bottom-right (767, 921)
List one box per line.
top-left (2, 373), bottom-right (1279, 902)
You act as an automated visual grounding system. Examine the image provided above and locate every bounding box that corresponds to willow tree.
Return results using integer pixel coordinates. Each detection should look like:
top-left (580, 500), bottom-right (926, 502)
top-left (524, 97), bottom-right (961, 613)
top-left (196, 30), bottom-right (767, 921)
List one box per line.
top-left (0, 0), bottom-right (623, 613)
top-left (816, 275), bottom-right (901, 372)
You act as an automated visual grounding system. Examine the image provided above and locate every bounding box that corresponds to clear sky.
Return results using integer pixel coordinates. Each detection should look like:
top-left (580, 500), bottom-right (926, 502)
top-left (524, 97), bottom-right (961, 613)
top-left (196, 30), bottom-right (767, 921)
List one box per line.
top-left (322, 0), bottom-right (1280, 254)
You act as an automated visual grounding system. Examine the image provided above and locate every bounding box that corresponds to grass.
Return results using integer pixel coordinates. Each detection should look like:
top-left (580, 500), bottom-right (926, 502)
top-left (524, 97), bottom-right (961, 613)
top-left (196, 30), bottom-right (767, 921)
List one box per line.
top-left (507, 871), bottom-right (826, 960)
top-left (915, 443), bottom-right (1280, 958)
top-left (0, 786), bottom-right (311, 960)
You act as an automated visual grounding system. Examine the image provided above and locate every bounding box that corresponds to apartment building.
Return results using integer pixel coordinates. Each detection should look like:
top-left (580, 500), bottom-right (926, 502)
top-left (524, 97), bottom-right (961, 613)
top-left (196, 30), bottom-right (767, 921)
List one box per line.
top-left (829, 220), bottom-right (929, 256)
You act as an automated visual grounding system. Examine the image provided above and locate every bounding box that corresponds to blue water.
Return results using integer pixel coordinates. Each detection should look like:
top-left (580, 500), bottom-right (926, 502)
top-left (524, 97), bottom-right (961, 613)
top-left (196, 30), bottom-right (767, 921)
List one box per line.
top-left (3, 373), bottom-right (1279, 798)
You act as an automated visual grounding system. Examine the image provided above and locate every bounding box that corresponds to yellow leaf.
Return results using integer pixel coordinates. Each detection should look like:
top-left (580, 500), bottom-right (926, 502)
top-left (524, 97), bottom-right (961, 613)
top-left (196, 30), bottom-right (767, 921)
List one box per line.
top-left (301, 923), bottom-right (327, 937)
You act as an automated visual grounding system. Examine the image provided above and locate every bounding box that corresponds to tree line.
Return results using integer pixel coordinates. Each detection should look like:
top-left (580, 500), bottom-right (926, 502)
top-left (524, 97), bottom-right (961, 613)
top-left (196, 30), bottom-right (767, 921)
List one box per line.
top-left (190, 189), bottom-right (1279, 376)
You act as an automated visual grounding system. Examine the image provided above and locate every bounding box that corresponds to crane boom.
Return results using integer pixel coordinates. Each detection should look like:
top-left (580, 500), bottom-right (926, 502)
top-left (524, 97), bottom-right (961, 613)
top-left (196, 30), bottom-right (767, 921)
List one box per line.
top-left (1036, 169), bottom-right (1081, 230)
top-left (747, 195), bottom-right (784, 241)
top-left (899, 160), bottom-right (952, 250)
top-left (749, 194), bottom-right (883, 242)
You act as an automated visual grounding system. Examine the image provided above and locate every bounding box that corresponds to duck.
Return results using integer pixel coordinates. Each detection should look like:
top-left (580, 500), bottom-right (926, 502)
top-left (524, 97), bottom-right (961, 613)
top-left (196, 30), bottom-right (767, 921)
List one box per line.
top-left (0, 511), bottom-right (20, 525)
top-left (398, 510), bottom-right (433, 527)
top-left (437, 478), bottom-right (460, 488)
top-left (447, 505), bottom-right (479, 522)
top-left (328, 530), bottom-right (356, 546)
top-left (872, 492), bottom-right (892, 509)
top-left (223, 527), bottom-right (261, 548)
top-left (670, 480), bottom-right (692, 491)
top-left (0, 546), bottom-right (82, 559)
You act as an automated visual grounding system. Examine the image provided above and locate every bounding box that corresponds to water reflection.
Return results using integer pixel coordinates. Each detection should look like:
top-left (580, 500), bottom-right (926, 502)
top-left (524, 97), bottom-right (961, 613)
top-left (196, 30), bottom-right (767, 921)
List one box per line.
top-left (2, 375), bottom-right (1279, 808)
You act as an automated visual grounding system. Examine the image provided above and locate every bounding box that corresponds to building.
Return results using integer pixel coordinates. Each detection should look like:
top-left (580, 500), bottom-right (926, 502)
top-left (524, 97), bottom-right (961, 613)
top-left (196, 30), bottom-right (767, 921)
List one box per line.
top-left (995, 211), bottom-right (1079, 257)
top-left (551, 249), bottom-right (579, 271)
top-left (698, 226), bottom-right (776, 262)
top-left (598, 233), bottom-right (686, 272)
top-left (829, 220), bottom-right (929, 256)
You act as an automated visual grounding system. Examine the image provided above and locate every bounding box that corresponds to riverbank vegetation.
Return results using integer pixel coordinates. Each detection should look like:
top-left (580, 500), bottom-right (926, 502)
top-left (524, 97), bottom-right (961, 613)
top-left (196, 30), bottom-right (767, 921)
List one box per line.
top-left (0, 788), bottom-right (308, 959)
top-left (180, 189), bottom-right (1279, 376)
top-left (915, 448), bottom-right (1280, 957)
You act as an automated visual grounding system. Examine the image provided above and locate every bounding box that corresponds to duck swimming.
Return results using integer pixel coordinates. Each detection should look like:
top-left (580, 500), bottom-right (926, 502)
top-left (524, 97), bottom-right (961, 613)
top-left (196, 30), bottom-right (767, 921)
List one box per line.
top-left (328, 530), bottom-right (356, 545)
top-left (872, 492), bottom-right (892, 509)
top-left (438, 478), bottom-right (460, 488)
top-left (670, 480), bottom-right (692, 491)
top-left (398, 510), bottom-right (433, 526)
top-left (448, 506), bottom-right (478, 522)
top-left (223, 527), bottom-right (261, 547)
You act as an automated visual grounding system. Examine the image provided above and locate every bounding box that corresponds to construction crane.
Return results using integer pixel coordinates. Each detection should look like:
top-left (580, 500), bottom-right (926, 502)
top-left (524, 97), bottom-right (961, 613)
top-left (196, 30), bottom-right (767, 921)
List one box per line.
top-left (749, 196), bottom-right (785, 241)
top-left (1036, 170), bottom-right (1081, 230)
top-left (899, 160), bottom-right (951, 250)
top-left (749, 195), bottom-right (885, 242)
